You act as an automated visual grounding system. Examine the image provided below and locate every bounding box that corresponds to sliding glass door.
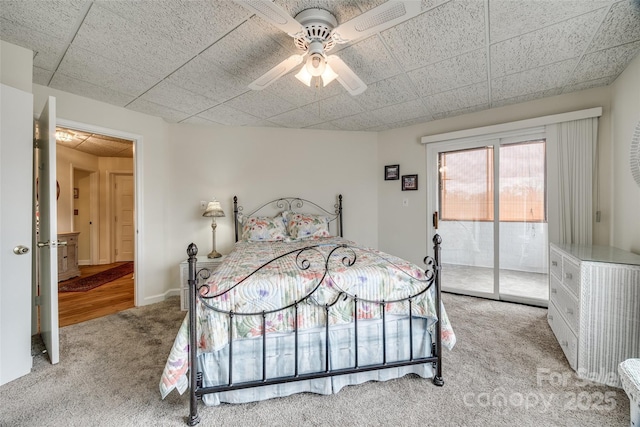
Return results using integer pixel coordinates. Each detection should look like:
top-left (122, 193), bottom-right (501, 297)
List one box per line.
top-left (426, 131), bottom-right (548, 306)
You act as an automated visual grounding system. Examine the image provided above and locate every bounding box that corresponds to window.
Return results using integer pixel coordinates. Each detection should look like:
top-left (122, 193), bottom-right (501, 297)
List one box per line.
top-left (439, 140), bottom-right (545, 222)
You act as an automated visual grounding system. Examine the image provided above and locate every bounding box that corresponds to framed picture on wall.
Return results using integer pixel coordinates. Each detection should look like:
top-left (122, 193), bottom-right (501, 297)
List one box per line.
top-left (385, 164), bottom-right (400, 180)
top-left (402, 174), bottom-right (418, 191)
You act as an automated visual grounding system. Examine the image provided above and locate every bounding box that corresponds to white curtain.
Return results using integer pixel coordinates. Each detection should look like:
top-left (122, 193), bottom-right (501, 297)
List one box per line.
top-left (546, 117), bottom-right (598, 245)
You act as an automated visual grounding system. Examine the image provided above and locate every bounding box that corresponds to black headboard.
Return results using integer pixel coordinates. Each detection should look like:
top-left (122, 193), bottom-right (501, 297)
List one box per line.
top-left (234, 195), bottom-right (343, 242)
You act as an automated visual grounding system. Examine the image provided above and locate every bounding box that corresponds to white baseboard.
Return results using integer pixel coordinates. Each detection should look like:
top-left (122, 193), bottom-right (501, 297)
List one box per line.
top-left (141, 288), bottom-right (180, 306)
top-left (78, 260), bottom-right (91, 266)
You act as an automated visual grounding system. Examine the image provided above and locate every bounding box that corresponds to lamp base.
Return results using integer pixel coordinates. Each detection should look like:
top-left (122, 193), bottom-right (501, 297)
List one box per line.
top-left (207, 250), bottom-right (222, 259)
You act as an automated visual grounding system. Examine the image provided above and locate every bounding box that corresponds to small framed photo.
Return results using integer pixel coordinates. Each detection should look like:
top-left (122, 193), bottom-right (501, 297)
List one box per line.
top-left (73, 188), bottom-right (79, 199)
top-left (402, 174), bottom-right (418, 191)
top-left (385, 164), bottom-right (400, 180)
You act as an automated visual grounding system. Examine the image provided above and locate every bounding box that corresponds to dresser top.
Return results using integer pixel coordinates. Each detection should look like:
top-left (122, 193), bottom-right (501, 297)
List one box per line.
top-left (552, 243), bottom-right (640, 266)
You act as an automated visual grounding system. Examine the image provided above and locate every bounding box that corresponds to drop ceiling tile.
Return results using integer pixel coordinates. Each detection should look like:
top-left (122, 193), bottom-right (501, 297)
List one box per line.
top-left (353, 74), bottom-right (418, 111)
top-left (380, 0), bottom-right (485, 70)
top-left (570, 41), bottom-right (640, 83)
top-left (0, 18), bottom-right (66, 71)
top-left (490, 9), bottom-right (604, 78)
top-left (561, 75), bottom-right (617, 94)
top-left (384, 114), bottom-right (433, 129)
top-left (33, 67), bottom-right (53, 86)
top-left (431, 103), bottom-right (489, 121)
top-left (489, 0), bottom-right (612, 43)
top-left (199, 17), bottom-right (299, 82)
top-left (300, 93), bottom-right (365, 122)
top-left (76, 137), bottom-right (133, 157)
top-left (329, 111), bottom-right (381, 131)
top-left (305, 122), bottom-right (343, 131)
top-left (198, 104), bottom-right (262, 126)
top-left (423, 82), bottom-right (488, 116)
top-left (370, 99), bottom-right (429, 125)
top-left (588, 1), bottom-right (640, 52)
top-left (0, 0), bottom-right (88, 41)
top-left (180, 116), bottom-right (222, 126)
top-left (332, 36), bottom-right (402, 84)
top-left (226, 90), bottom-right (297, 119)
top-left (97, 0), bottom-right (251, 53)
top-left (167, 55), bottom-right (249, 103)
top-left (491, 58), bottom-right (578, 101)
top-left (266, 73), bottom-right (344, 106)
top-left (57, 46), bottom-right (159, 96)
top-left (126, 99), bottom-right (191, 123)
top-left (50, 73), bottom-right (136, 106)
top-left (267, 108), bottom-right (324, 128)
top-left (407, 48), bottom-right (486, 97)
top-left (138, 80), bottom-right (218, 115)
top-left (72, 4), bottom-right (193, 79)
top-left (491, 88), bottom-right (561, 109)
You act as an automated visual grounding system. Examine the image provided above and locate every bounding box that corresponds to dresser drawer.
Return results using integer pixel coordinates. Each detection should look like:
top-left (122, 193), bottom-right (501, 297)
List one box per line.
top-left (549, 248), bottom-right (562, 280)
top-left (562, 257), bottom-right (580, 296)
top-left (548, 302), bottom-right (578, 369)
top-left (549, 275), bottom-right (579, 334)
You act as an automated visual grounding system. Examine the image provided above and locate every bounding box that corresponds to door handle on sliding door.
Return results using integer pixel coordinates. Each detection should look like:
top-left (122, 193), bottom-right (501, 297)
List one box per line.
top-left (433, 211), bottom-right (439, 229)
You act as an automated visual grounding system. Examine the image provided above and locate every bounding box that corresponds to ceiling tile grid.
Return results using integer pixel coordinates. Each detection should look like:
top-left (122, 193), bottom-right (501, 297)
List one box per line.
top-left (2, 0), bottom-right (639, 132)
top-left (50, 73), bottom-right (136, 107)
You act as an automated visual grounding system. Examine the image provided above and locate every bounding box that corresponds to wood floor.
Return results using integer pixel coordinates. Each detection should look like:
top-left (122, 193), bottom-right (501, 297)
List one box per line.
top-left (58, 262), bottom-right (134, 327)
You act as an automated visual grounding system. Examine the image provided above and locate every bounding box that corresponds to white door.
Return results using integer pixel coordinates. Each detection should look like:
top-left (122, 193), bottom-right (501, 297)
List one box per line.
top-left (114, 174), bottom-right (134, 262)
top-left (36, 97), bottom-right (59, 364)
top-left (0, 84), bottom-right (33, 385)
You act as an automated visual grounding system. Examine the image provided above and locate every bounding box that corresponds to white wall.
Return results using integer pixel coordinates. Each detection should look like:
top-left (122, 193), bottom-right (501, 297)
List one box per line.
top-left (377, 87), bottom-right (612, 266)
top-left (610, 53), bottom-right (640, 254)
top-left (165, 123), bottom-right (379, 290)
top-left (0, 40), bottom-right (31, 92)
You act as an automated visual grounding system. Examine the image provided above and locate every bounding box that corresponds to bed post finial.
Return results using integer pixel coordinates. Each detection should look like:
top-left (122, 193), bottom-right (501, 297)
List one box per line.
top-left (187, 243), bottom-right (198, 258)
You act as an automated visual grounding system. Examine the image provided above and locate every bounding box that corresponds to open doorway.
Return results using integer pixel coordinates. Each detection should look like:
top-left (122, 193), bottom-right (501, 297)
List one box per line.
top-left (55, 126), bottom-right (137, 326)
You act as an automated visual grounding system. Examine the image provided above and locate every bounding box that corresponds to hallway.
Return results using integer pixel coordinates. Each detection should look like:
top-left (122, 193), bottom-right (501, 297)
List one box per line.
top-left (58, 263), bottom-right (134, 327)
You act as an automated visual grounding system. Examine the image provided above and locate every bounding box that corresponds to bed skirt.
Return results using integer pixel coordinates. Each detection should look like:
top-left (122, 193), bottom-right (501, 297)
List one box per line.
top-left (198, 315), bottom-right (434, 406)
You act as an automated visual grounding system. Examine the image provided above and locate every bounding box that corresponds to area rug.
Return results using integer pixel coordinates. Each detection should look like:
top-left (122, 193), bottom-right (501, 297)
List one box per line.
top-left (58, 262), bottom-right (134, 292)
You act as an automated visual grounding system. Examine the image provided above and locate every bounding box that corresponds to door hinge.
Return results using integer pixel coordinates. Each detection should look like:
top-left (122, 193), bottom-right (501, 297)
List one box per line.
top-left (34, 296), bottom-right (41, 306)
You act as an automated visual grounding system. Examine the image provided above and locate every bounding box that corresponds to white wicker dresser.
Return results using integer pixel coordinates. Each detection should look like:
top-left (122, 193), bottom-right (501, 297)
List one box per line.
top-left (548, 243), bottom-right (640, 387)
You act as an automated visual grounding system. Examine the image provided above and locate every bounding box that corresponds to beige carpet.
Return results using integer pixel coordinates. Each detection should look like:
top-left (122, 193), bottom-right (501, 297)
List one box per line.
top-left (0, 294), bottom-right (629, 426)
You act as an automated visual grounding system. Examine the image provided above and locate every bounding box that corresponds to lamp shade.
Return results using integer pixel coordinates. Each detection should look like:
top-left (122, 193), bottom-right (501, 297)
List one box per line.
top-left (203, 200), bottom-right (225, 217)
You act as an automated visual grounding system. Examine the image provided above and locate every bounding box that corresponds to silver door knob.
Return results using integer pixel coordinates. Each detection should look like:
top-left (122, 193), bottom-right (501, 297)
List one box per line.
top-left (13, 245), bottom-right (30, 255)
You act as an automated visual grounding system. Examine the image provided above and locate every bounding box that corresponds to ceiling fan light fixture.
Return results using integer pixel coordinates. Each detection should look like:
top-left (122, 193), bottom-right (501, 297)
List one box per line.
top-left (321, 63), bottom-right (338, 87)
top-left (305, 52), bottom-right (326, 77)
top-left (55, 130), bottom-right (73, 142)
top-left (295, 66), bottom-right (313, 86)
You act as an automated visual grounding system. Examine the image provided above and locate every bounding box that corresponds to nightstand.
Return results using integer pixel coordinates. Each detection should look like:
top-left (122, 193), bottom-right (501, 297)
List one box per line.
top-left (179, 255), bottom-right (225, 311)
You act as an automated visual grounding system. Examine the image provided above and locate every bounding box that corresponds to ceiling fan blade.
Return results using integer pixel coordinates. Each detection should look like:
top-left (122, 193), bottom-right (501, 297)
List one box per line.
top-left (249, 54), bottom-right (304, 90)
top-left (331, 0), bottom-right (421, 43)
top-left (234, 0), bottom-right (304, 37)
top-left (326, 56), bottom-right (367, 96)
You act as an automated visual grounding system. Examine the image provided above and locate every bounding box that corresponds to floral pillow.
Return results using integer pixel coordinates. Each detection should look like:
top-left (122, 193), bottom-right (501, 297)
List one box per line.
top-left (240, 213), bottom-right (288, 242)
top-left (285, 212), bottom-right (330, 240)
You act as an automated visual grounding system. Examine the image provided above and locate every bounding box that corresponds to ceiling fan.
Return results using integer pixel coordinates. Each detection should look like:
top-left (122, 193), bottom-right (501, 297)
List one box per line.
top-left (234, 0), bottom-right (421, 95)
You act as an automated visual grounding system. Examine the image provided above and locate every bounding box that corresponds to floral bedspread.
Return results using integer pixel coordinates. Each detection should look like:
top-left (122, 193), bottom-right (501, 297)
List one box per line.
top-left (160, 237), bottom-right (456, 398)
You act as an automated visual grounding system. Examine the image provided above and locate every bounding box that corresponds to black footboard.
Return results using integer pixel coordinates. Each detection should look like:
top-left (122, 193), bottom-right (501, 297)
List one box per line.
top-left (186, 235), bottom-right (444, 426)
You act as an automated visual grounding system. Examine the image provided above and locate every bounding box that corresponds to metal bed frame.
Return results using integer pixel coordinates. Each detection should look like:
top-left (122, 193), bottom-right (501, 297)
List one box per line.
top-left (185, 195), bottom-right (444, 425)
